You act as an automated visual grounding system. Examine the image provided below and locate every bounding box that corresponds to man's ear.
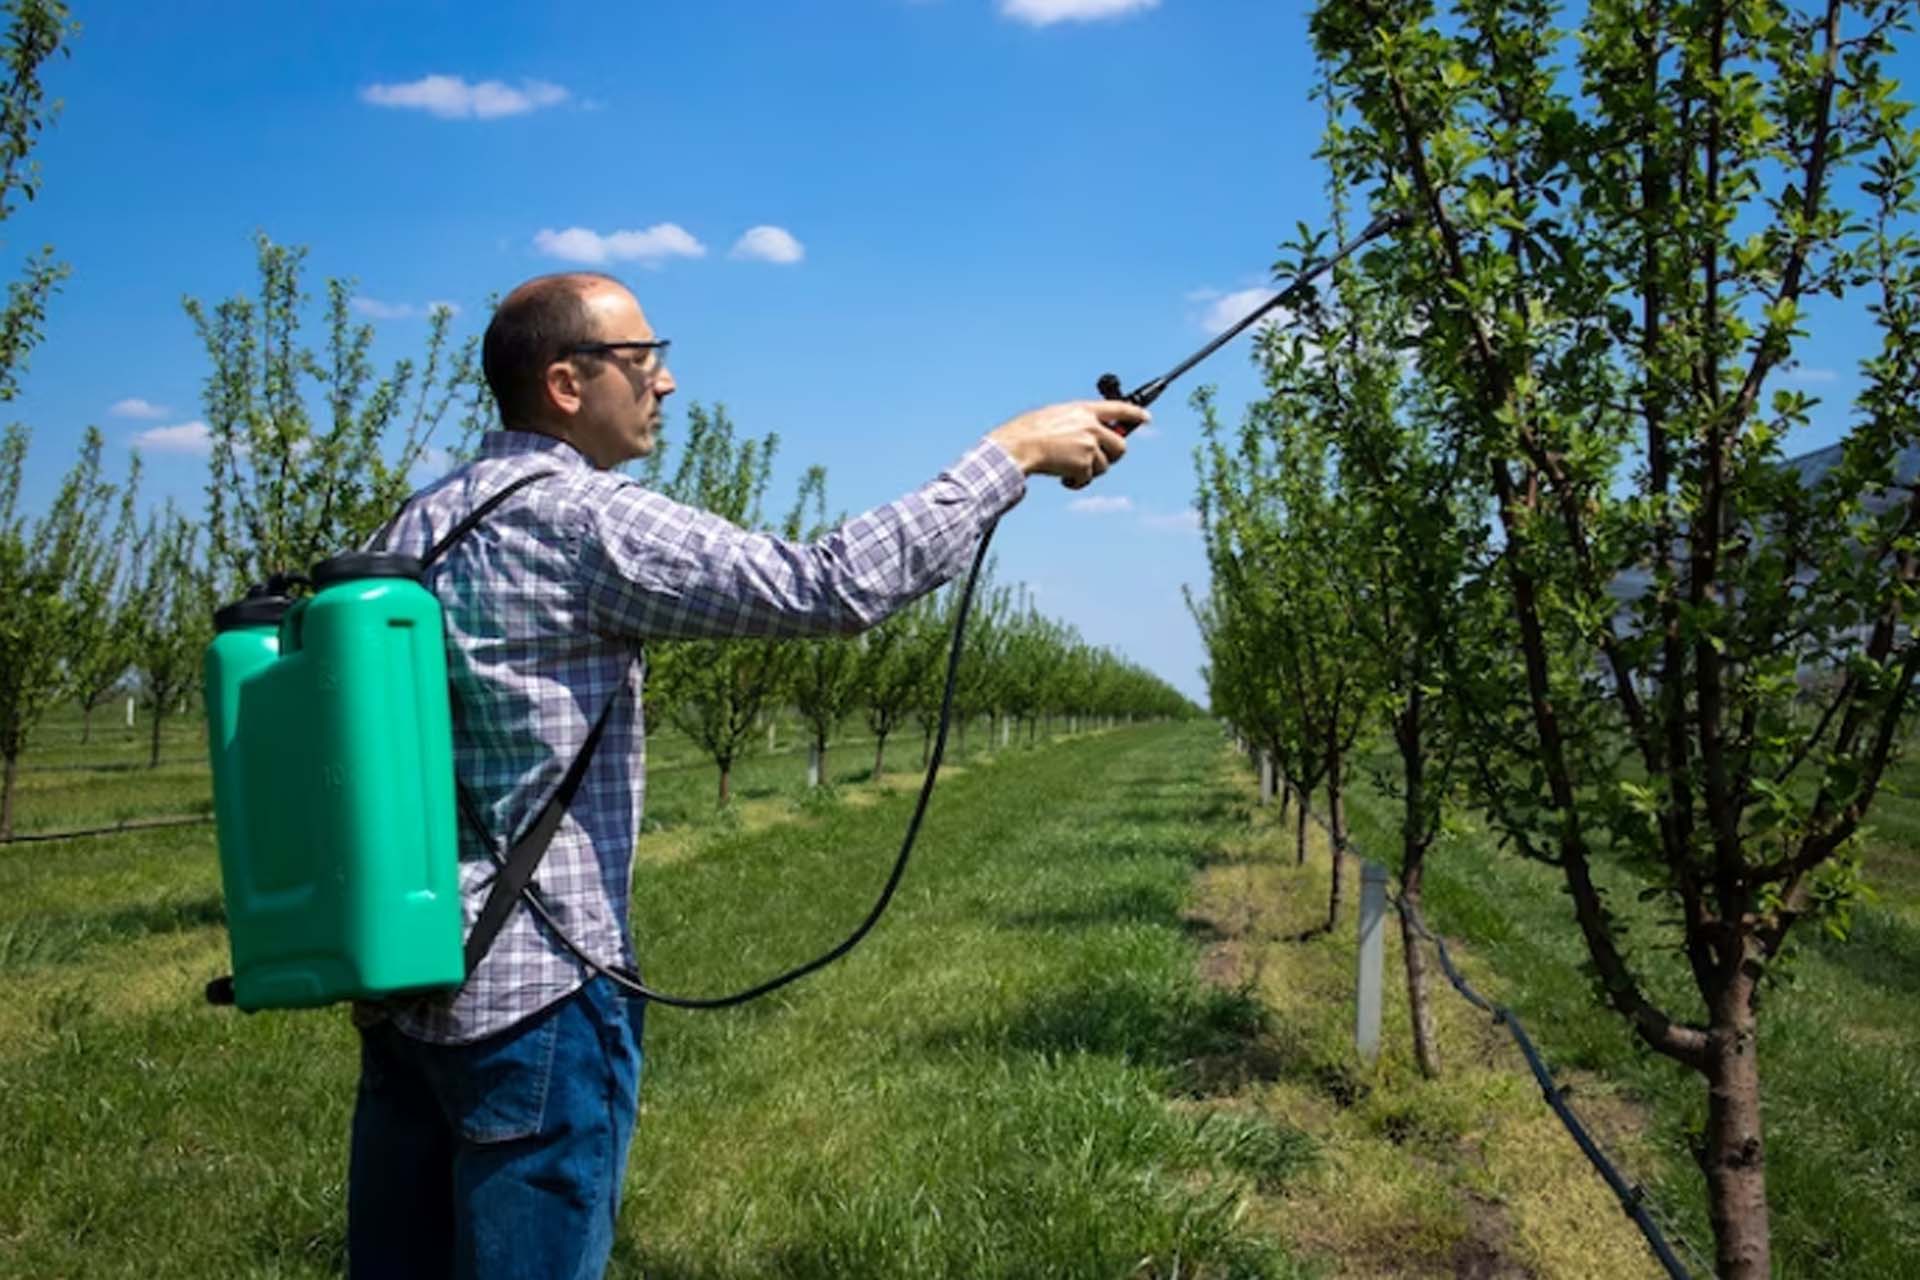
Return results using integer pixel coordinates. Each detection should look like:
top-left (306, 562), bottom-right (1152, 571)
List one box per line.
top-left (544, 358), bottom-right (584, 417)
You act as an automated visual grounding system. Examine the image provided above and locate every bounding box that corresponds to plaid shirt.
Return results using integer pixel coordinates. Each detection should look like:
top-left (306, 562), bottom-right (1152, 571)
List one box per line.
top-left (365, 428), bottom-right (1025, 1043)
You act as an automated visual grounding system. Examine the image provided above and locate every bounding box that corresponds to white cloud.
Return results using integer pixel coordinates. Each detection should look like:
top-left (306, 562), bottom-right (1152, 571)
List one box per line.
top-left (533, 224), bottom-right (707, 267)
top-left (134, 421), bottom-right (213, 454)
top-left (1201, 287), bottom-right (1289, 337)
top-left (361, 75), bottom-right (568, 120)
top-left (109, 397), bottom-right (168, 420)
top-left (1788, 366), bottom-right (1839, 383)
top-left (1068, 494), bottom-right (1134, 514)
top-left (729, 225), bottom-right (805, 265)
top-left (999, 0), bottom-right (1159, 26)
top-left (409, 444), bottom-right (458, 486)
top-left (1143, 509), bottom-right (1202, 534)
top-left (351, 296), bottom-right (464, 321)
top-left (352, 296), bottom-right (414, 320)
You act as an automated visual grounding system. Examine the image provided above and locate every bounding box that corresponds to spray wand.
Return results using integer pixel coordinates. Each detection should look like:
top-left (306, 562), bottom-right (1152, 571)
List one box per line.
top-left (1095, 208), bottom-right (1409, 419)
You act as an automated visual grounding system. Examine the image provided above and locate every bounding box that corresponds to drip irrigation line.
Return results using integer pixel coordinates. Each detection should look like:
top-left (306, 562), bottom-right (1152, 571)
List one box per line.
top-left (0, 814), bottom-right (214, 846)
top-left (20, 757), bottom-right (205, 773)
top-left (1280, 792), bottom-right (1702, 1280)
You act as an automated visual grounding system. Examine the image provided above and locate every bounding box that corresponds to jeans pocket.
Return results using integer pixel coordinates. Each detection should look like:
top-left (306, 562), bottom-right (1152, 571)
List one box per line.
top-left (441, 1007), bottom-right (562, 1144)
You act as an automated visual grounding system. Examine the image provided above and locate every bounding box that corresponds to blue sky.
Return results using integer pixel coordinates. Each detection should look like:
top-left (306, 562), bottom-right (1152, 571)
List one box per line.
top-left (6, 0), bottom-right (1904, 703)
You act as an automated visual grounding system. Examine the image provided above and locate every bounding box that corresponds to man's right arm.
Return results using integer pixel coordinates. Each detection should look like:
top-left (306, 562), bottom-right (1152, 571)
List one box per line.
top-left (580, 399), bottom-right (1144, 643)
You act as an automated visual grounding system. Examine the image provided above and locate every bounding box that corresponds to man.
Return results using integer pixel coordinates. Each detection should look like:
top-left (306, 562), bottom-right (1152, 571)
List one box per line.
top-left (348, 271), bottom-right (1143, 1279)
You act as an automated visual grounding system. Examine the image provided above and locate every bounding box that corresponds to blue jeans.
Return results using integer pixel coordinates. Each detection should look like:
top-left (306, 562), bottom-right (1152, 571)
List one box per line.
top-left (347, 978), bottom-right (644, 1280)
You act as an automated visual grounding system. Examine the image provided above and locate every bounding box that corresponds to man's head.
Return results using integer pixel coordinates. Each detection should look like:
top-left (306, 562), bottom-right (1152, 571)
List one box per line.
top-left (481, 273), bottom-right (677, 468)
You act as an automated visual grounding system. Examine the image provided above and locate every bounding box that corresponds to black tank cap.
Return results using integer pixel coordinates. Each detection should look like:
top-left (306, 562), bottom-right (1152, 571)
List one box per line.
top-left (309, 551), bottom-right (424, 589)
top-left (213, 593), bottom-right (293, 633)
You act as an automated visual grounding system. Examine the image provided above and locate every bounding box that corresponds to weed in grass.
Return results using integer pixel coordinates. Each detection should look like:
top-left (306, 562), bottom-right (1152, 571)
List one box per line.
top-left (789, 783), bottom-right (842, 818)
top-left (1186, 1108), bottom-right (1320, 1190)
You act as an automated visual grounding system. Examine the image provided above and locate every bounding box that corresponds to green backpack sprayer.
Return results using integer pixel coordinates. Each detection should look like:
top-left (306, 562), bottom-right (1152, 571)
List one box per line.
top-left (199, 210), bottom-right (1406, 1015)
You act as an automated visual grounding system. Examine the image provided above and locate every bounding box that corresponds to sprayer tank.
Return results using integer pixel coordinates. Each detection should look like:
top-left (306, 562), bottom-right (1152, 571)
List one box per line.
top-left (203, 564), bottom-right (465, 1010)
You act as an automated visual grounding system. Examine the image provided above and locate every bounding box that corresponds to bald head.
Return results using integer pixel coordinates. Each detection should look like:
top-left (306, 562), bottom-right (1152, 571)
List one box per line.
top-left (479, 272), bottom-right (676, 468)
top-left (482, 272), bottom-right (626, 428)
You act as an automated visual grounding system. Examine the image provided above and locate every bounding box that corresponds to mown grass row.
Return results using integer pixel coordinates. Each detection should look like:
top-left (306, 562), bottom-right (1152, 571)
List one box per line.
top-left (4, 703), bottom-right (1024, 836)
top-left (1, 721), bottom-right (1328, 1278)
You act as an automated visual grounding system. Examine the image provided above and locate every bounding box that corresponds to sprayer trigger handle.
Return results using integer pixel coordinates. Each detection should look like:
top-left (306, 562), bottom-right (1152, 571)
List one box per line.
top-left (1095, 373), bottom-right (1142, 435)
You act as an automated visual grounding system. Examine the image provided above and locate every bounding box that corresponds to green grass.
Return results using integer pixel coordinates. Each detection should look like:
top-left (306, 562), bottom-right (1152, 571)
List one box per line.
top-left (14, 702), bottom-right (1912, 1276)
top-left (0, 720), bottom-right (1319, 1279)
top-left (1335, 751), bottom-right (1920, 1278)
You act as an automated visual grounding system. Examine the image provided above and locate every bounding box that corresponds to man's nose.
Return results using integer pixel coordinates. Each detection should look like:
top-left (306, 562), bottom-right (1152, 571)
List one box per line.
top-left (657, 369), bottom-right (676, 397)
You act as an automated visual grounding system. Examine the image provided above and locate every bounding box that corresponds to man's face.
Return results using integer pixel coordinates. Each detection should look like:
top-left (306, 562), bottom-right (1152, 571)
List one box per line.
top-left (564, 285), bottom-right (677, 468)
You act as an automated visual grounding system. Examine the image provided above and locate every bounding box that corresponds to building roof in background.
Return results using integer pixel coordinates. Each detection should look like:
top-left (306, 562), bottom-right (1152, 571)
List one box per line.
top-left (1606, 438), bottom-right (1918, 603)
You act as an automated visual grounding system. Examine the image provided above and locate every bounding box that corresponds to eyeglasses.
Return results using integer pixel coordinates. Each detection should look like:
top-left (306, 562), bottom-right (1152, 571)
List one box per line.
top-left (563, 339), bottom-right (671, 374)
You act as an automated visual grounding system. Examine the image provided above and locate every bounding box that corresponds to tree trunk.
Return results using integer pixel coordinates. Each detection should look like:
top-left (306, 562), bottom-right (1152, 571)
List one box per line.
top-left (1703, 965), bottom-right (1771, 1279)
top-left (1324, 748), bottom-right (1347, 933)
top-left (1278, 777), bottom-right (1292, 825)
top-left (1295, 790), bottom-right (1309, 866)
top-left (808, 733), bottom-right (825, 788)
top-left (1029, 716), bottom-right (1037, 745)
top-left (0, 749), bottom-right (18, 842)
top-left (873, 731), bottom-right (889, 779)
top-left (1398, 690), bottom-right (1439, 1077)
top-left (81, 704), bottom-right (94, 745)
top-left (717, 759), bottom-right (732, 807)
top-left (148, 700), bottom-right (166, 768)
top-left (1399, 868), bottom-right (1441, 1079)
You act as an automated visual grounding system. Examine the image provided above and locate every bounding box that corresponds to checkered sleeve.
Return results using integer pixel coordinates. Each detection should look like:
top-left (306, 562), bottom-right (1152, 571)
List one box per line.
top-left (581, 437), bottom-right (1026, 641)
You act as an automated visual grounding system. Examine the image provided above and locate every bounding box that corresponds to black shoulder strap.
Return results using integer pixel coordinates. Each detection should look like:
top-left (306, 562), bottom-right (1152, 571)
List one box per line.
top-left (368, 467), bottom-right (557, 560)
top-left (421, 470), bottom-right (556, 569)
top-left (457, 690), bottom-right (619, 973)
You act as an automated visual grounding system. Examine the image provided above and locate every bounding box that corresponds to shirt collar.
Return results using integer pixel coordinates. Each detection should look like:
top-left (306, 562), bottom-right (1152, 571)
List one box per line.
top-left (477, 428), bottom-right (598, 471)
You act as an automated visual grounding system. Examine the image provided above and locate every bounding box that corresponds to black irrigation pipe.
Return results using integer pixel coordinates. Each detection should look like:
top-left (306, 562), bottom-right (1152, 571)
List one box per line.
top-left (20, 757), bottom-right (205, 774)
top-left (1275, 785), bottom-right (1705, 1280)
top-left (0, 813), bottom-right (215, 846)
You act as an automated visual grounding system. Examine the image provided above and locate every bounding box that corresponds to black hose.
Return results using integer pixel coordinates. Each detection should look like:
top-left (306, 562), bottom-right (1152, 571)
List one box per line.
top-left (495, 518), bottom-right (1000, 1010)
